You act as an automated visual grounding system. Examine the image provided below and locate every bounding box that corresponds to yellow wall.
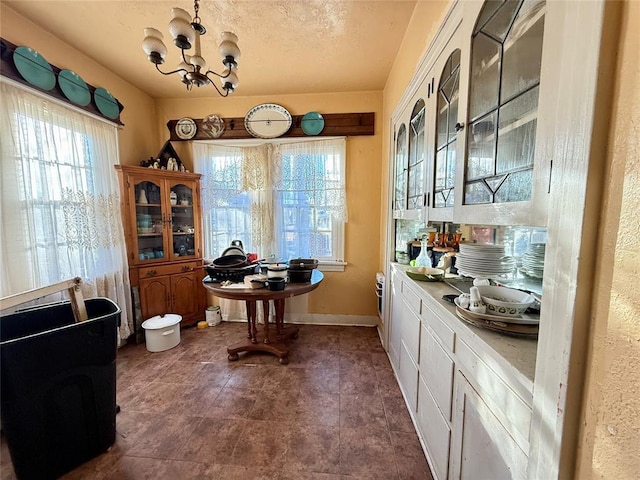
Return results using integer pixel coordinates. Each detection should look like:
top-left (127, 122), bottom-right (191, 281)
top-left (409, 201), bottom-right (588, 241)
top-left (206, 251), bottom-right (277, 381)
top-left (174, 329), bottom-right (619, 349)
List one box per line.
top-left (156, 92), bottom-right (383, 316)
top-left (0, 5), bottom-right (158, 166)
top-left (379, 1), bottom-right (450, 266)
top-left (1, 4), bottom-right (382, 318)
top-left (576, 0), bottom-right (640, 477)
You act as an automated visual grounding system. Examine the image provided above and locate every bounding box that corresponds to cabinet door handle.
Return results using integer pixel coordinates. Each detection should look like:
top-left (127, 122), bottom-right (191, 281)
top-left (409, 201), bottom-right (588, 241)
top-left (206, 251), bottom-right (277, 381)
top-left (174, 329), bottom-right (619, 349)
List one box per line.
top-left (181, 265), bottom-right (192, 272)
top-left (166, 293), bottom-right (171, 305)
top-left (455, 122), bottom-right (465, 132)
top-left (146, 270), bottom-right (157, 277)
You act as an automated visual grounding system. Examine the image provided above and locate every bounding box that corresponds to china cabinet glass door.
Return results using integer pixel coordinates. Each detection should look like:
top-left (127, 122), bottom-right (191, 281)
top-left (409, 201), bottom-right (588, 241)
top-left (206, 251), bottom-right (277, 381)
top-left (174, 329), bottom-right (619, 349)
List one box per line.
top-left (464, 0), bottom-right (546, 206)
top-left (133, 180), bottom-right (165, 262)
top-left (168, 182), bottom-right (197, 260)
top-left (393, 123), bottom-right (408, 211)
top-left (433, 49), bottom-right (461, 211)
top-left (407, 99), bottom-right (426, 210)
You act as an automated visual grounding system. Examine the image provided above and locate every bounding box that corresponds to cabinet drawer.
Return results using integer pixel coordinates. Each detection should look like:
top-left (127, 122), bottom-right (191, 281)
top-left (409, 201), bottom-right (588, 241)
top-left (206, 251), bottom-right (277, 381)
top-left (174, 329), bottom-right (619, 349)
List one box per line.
top-left (420, 324), bottom-right (454, 421)
top-left (418, 375), bottom-right (451, 480)
top-left (399, 341), bottom-right (419, 413)
top-left (401, 281), bottom-right (421, 316)
top-left (455, 338), bottom-right (532, 451)
top-left (420, 301), bottom-right (455, 352)
top-left (139, 261), bottom-right (200, 278)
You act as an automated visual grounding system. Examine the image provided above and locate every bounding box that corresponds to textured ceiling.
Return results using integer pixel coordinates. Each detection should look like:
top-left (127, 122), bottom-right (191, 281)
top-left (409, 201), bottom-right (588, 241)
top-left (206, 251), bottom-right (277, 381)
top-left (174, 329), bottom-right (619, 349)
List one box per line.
top-left (5, 0), bottom-right (418, 99)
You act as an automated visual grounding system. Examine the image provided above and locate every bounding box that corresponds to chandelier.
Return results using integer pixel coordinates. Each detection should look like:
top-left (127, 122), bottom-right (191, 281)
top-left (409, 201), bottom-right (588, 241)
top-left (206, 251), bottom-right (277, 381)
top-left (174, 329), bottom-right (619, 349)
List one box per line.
top-left (142, 0), bottom-right (240, 96)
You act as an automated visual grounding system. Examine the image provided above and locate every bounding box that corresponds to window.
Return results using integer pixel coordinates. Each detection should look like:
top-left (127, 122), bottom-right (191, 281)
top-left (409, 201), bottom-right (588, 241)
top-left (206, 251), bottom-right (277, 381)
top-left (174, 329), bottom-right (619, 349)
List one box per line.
top-left (0, 81), bottom-right (132, 340)
top-left (194, 138), bottom-right (347, 269)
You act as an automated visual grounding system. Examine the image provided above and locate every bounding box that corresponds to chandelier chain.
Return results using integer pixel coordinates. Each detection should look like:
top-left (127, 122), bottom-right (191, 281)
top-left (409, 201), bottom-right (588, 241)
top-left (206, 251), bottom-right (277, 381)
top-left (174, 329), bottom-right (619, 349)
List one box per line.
top-left (193, 0), bottom-right (201, 25)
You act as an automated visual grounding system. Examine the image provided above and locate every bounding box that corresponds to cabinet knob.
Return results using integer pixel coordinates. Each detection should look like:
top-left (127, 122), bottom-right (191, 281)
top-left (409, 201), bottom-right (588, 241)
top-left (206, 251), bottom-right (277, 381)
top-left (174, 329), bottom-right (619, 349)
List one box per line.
top-left (455, 122), bottom-right (465, 132)
top-left (181, 265), bottom-right (192, 272)
top-left (146, 270), bottom-right (157, 277)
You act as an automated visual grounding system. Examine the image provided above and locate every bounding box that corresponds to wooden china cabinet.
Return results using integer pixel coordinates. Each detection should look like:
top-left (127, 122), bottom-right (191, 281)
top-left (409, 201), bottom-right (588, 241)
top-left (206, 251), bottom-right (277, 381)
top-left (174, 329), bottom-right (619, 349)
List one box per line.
top-left (115, 165), bottom-right (207, 336)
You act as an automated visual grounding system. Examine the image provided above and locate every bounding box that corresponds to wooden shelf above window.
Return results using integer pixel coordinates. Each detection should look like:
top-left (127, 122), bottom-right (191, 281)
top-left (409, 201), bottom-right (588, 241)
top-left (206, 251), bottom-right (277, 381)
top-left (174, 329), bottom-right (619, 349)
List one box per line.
top-left (166, 112), bottom-right (375, 141)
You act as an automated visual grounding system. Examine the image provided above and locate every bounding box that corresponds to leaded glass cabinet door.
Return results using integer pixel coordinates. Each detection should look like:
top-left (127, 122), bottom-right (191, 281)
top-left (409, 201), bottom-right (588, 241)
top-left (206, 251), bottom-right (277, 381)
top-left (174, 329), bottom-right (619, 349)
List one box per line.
top-left (407, 99), bottom-right (426, 210)
top-left (430, 49), bottom-right (461, 221)
top-left (457, 0), bottom-right (549, 226)
top-left (393, 123), bottom-right (408, 213)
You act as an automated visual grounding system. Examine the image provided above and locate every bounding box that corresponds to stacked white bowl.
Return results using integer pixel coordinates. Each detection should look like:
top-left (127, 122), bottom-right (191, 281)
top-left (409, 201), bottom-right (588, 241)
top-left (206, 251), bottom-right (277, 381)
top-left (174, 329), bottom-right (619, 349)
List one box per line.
top-left (455, 243), bottom-right (515, 279)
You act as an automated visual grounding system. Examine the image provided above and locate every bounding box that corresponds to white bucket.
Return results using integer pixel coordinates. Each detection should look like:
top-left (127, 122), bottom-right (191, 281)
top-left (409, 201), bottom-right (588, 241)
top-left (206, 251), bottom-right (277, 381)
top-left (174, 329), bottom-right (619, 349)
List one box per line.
top-left (141, 314), bottom-right (182, 352)
top-left (205, 306), bottom-right (222, 326)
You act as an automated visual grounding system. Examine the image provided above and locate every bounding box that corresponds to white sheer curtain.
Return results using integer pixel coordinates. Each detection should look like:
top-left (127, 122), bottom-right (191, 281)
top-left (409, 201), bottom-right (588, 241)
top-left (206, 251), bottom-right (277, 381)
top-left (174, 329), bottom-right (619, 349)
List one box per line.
top-left (0, 81), bottom-right (132, 342)
top-left (193, 142), bottom-right (273, 321)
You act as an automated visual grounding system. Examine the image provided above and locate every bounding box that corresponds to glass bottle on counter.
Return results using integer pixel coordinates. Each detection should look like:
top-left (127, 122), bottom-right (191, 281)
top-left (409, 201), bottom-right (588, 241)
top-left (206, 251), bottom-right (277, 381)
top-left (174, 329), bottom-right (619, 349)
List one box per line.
top-left (413, 237), bottom-right (432, 267)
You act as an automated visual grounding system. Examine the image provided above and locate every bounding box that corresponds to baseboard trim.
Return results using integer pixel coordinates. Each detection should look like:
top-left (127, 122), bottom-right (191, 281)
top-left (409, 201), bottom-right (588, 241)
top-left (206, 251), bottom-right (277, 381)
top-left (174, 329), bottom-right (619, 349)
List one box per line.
top-left (224, 313), bottom-right (379, 327)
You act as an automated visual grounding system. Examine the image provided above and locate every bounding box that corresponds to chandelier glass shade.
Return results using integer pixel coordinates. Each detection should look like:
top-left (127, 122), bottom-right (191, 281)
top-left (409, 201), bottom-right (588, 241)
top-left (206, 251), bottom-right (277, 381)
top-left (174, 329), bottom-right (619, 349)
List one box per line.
top-left (142, 0), bottom-right (240, 96)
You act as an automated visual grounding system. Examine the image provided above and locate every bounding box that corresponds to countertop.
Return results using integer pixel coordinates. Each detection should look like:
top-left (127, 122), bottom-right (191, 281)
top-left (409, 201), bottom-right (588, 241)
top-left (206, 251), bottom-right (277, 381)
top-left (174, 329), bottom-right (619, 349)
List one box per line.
top-left (390, 263), bottom-right (537, 396)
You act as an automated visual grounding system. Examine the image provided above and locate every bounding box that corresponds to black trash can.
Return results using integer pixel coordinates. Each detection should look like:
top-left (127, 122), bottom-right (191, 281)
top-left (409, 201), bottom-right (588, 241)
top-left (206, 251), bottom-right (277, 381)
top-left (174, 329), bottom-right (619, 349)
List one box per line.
top-left (0, 298), bottom-right (120, 480)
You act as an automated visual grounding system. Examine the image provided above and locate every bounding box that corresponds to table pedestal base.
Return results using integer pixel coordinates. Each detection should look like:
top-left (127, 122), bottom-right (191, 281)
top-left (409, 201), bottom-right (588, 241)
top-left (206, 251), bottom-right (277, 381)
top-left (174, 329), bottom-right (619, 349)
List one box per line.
top-left (227, 298), bottom-right (298, 364)
top-left (227, 325), bottom-right (299, 364)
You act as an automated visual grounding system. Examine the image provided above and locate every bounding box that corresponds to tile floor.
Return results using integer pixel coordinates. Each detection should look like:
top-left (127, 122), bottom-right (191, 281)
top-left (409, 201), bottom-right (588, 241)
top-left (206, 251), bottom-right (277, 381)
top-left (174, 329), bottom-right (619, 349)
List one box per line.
top-left (1, 322), bottom-right (433, 479)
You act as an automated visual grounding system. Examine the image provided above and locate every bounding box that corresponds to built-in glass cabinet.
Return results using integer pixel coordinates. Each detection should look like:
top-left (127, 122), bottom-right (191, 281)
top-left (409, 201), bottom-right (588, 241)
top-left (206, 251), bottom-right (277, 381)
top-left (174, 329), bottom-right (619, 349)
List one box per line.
top-left (408, 99), bottom-right (426, 210)
top-left (393, 124), bottom-right (408, 211)
top-left (391, 0), bottom-right (549, 252)
top-left (464, 0), bottom-right (546, 206)
top-left (433, 49), bottom-right (461, 210)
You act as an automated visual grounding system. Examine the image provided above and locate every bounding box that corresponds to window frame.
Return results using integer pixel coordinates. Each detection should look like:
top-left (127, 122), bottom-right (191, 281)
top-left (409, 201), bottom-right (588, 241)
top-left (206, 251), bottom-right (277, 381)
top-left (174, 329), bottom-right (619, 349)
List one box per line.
top-left (194, 137), bottom-right (347, 272)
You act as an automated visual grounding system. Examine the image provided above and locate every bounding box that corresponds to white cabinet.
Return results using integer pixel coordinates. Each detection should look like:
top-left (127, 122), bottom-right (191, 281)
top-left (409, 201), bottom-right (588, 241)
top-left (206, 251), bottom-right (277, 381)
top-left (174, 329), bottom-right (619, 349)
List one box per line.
top-left (417, 320), bottom-right (455, 480)
top-left (399, 340), bottom-right (419, 413)
top-left (425, 23), bottom-right (466, 223)
top-left (450, 371), bottom-right (528, 479)
top-left (419, 323), bottom-right (454, 421)
top-left (393, 79), bottom-right (429, 223)
top-left (453, 0), bottom-right (550, 227)
top-left (418, 374), bottom-right (452, 480)
top-left (385, 264), bottom-right (533, 480)
top-left (389, 269), bottom-right (403, 370)
top-left (389, 0), bottom-right (552, 230)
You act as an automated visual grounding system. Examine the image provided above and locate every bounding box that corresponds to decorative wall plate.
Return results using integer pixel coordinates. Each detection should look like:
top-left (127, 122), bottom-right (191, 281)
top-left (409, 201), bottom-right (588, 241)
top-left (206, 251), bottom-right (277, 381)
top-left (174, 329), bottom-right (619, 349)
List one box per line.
top-left (175, 117), bottom-right (197, 140)
top-left (244, 103), bottom-right (292, 139)
top-left (58, 69), bottom-right (91, 106)
top-left (13, 46), bottom-right (56, 91)
top-left (301, 111), bottom-right (325, 135)
top-left (201, 114), bottom-right (225, 138)
top-left (94, 87), bottom-right (120, 119)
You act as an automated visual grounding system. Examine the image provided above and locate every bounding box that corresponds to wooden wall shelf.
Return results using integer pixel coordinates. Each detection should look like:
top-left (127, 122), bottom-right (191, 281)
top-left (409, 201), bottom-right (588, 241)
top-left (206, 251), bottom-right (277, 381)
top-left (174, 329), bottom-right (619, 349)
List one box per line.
top-left (167, 112), bottom-right (375, 141)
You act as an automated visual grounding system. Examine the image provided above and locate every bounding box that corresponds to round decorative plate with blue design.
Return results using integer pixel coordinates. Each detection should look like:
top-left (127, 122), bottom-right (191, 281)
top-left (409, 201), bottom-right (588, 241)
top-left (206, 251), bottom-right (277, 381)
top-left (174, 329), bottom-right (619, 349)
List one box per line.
top-left (13, 46), bottom-right (56, 91)
top-left (58, 69), bottom-right (91, 106)
top-left (301, 111), bottom-right (325, 136)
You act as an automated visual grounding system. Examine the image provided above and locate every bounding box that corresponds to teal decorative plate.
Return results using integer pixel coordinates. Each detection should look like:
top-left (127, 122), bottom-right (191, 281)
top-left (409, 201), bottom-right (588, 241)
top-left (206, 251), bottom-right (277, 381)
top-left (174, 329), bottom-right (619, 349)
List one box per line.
top-left (58, 69), bottom-right (91, 106)
top-left (93, 87), bottom-right (119, 119)
top-left (13, 46), bottom-right (56, 91)
top-left (301, 111), bottom-right (325, 136)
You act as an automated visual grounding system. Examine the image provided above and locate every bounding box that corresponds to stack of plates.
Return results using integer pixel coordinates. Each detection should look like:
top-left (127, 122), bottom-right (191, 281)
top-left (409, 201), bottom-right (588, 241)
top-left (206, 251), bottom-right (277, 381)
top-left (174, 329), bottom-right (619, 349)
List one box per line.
top-left (520, 243), bottom-right (545, 278)
top-left (455, 243), bottom-right (515, 279)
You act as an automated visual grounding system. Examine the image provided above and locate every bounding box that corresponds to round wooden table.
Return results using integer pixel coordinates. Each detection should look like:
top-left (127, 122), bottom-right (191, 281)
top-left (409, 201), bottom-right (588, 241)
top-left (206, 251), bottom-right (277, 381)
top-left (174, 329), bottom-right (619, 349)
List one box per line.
top-left (203, 270), bottom-right (323, 364)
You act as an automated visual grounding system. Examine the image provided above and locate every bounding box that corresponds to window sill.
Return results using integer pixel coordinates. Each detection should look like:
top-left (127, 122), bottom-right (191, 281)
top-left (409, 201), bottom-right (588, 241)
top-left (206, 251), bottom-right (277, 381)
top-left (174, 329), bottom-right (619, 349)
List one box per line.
top-left (318, 261), bottom-right (347, 272)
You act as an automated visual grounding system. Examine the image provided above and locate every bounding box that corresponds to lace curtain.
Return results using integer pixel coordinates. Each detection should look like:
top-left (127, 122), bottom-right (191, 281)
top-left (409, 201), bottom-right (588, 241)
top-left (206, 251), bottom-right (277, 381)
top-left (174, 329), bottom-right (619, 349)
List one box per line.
top-left (0, 81), bottom-right (132, 343)
top-left (273, 138), bottom-right (348, 222)
top-left (193, 138), bottom-right (347, 322)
